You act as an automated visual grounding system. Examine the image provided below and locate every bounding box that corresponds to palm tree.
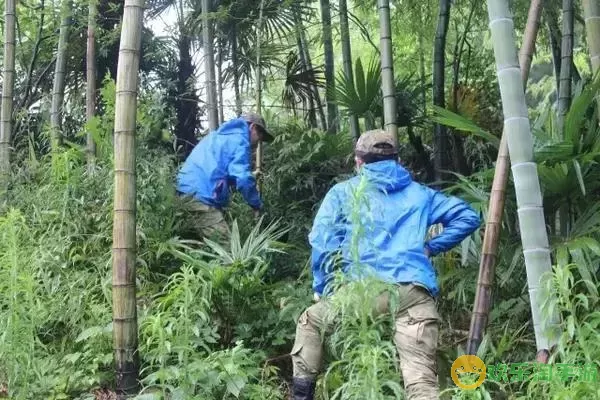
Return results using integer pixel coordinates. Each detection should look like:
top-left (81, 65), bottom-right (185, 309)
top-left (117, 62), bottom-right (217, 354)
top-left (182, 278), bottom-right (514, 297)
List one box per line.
top-left (378, 0), bottom-right (397, 147)
top-left (467, 0), bottom-right (544, 356)
top-left (433, 0), bottom-right (451, 183)
top-left (582, 0), bottom-right (600, 116)
top-left (86, 0), bottom-right (98, 170)
top-left (485, 0), bottom-right (561, 361)
top-left (0, 0), bottom-right (16, 176)
top-left (558, 0), bottom-right (574, 134)
top-left (50, 0), bottom-right (73, 150)
top-left (203, 0), bottom-right (218, 130)
top-left (112, 0), bottom-right (145, 394)
top-left (339, 0), bottom-right (359, 140)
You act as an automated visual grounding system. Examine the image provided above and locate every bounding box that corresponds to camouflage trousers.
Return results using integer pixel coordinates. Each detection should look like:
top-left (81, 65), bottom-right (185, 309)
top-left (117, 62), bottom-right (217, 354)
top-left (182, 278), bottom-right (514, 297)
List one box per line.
top-left (290, 283), bottom-right (440, 400)
top-left (176, 194), bottom-right (230, 242)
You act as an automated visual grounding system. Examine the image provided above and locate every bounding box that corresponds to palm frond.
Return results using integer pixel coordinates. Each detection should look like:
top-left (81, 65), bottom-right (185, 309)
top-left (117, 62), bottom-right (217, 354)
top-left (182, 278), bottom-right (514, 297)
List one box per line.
top-left (334, 56), bottom-right (382, 119)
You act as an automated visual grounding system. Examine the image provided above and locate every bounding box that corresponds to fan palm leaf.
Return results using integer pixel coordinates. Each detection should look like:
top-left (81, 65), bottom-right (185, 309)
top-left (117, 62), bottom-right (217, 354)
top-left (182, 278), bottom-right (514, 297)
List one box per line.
top-left (334, 56), bottom-right (382, 122)
top-left (281, 50), bottom-right (326, 115)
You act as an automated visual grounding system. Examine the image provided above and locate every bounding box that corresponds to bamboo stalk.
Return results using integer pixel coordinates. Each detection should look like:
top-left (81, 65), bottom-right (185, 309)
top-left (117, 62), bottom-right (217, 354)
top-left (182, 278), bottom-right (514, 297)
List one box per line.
top-left (202, 0), bottom-right (218, 130)
top-left (485, 0), bottom-right (561, 356)
top-left (433, 0), bottom-right (451, 183)
top-left (558, 0), bottom-right (574, 134)
top-left (0, 0), bottom-right (16, 176)
top-left (50, 0), bottom-right (73, 150)
top-left (320, 0), bottom-right (338, 133)
top-left (582, 0), bottom-right (600, 117)
top-left (217, 36), bottom-right (225, 124)
top-left (340, 0), bottom-right (360, 141)
top-left (378, 0), bottom-right (398, 147)
top-left (86, 0), bottom-right (98, 171)
top-left (467, 0), bottom-right (544, 356)
top-left (255, 0), bottom-right (264, 193)
top-left (112, 0), bottom-right (145, 395)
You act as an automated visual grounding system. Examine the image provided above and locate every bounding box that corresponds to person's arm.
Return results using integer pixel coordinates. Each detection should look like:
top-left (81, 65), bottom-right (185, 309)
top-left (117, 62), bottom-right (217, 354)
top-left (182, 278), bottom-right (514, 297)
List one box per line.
top-left (308, 187), bottom-right (346, 296)
top-left (425, 189), bottom-right (481, 256)
top-left (227, 141), bottom-right (263, 210)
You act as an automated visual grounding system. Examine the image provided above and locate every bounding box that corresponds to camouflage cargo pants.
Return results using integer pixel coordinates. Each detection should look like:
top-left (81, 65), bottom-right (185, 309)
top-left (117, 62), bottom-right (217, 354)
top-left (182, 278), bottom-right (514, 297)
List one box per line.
top-left (177, 194), bottom-right (230, 242)
top-left (290, 283), bottom-right (440, 400)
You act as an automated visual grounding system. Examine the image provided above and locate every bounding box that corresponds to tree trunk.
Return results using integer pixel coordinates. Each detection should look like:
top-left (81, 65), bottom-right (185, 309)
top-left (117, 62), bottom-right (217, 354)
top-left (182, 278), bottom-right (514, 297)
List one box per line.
top-left (202, 0), bottom-right (218, 130)
top-left (558, 0), bottom-right (574, 134)
top-left (231, 27), bottom-right (242, 117)
top-left (339, 0), bottom-right (360, 140)
top-left (582, 0), bottom-right (600, 117)
top-left (50, 0), bottom-right (73, 150)
top-left (175, 34), bottom-right (199, 158)
top-left (433, 0), bottom-right (451, 184)
top-left (0, 0), bottom-right (16, 176)
top-left (486, 0), bottom-right (561, 359)
top-left (378, 0), bottom-right (397, 148)
top-left (112, 0), bottom-right (144, 395)
top-left (86, 0), bottom-right (98, 171)
top-left (319, 0), bottom-right (338, 133)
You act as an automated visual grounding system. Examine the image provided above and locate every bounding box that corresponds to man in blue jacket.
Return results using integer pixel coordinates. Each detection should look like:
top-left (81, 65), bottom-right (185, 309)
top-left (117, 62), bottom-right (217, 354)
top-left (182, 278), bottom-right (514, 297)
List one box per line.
top-left (290, 129), bottom-right (481, 400)
top-left (176, 112), bottom-right (273, 240)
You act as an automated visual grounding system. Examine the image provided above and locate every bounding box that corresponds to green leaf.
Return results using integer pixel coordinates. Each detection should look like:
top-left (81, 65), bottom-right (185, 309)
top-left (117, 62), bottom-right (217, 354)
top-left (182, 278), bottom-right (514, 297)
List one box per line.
top-left (226, 375), bottom-right (247, 398)
top-left (430, 105), bottom-right (500, 147)
top-left (573, 159), bottom-right (586, 195)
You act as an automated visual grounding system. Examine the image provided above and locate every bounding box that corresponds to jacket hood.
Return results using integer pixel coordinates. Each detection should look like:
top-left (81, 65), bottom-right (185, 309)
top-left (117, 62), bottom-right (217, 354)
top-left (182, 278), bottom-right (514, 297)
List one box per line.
top-left (360, 160), bottom-right (412, 193)
top-left (216, 118), bottom-right (249, 137)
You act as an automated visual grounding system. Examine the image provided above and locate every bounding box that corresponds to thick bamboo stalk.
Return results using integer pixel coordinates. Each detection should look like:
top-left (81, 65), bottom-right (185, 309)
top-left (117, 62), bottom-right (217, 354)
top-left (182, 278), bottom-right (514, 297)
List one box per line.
top-left (377, 0), bottom-right (398, 148)
top-left (112, 0), bottom-right (144, 395)
top-left (339, 0), bottom-right (360, 141)
top-left (582, 0), bottom-right (600, 117)
top-left (50, 0), bottom-right (73, 150)
top-left (0, 0), bottom-right (16, 176)
top-left (86, 0), bottom-right (98, 170)
top-left (433, 0), bottom-right (451, 183)
top-left (467, 0), bottom-right (544, 356)
top-left (486, 0), bottom-right (561, 355)
top-left (202, 0), bottom-right (218, 130)
top-left (558, 0), bottom-right (574, 133)
top-left (320, 0), bottom-right (338, 133)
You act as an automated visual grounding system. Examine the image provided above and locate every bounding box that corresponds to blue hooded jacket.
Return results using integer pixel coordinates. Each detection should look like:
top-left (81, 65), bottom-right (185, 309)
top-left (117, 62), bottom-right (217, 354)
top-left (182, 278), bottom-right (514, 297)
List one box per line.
top-left (309, 160), bottom-right (481, 297)
top-left (176, 118), bottom-right (262, 210)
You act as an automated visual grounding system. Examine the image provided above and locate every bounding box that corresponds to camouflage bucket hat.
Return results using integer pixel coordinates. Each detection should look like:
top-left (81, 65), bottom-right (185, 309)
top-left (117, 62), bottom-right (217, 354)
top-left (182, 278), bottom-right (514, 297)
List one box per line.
top-left (355, 129), bottom-right (398, 156)
top-left (242, 112), bottom-right (274, 142)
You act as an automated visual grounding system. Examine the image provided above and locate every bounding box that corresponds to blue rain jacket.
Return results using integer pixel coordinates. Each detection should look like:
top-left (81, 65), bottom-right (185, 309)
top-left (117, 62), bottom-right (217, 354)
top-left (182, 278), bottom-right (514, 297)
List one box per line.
top-left (176, 118), bottom-right (262, 210)
top-left (309, 160), bottom-right (481, 297)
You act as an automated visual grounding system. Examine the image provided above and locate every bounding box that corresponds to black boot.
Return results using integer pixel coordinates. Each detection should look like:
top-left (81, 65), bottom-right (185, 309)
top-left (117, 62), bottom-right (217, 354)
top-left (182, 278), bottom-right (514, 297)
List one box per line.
top-left (291, 377), bottom-right (316, 400)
